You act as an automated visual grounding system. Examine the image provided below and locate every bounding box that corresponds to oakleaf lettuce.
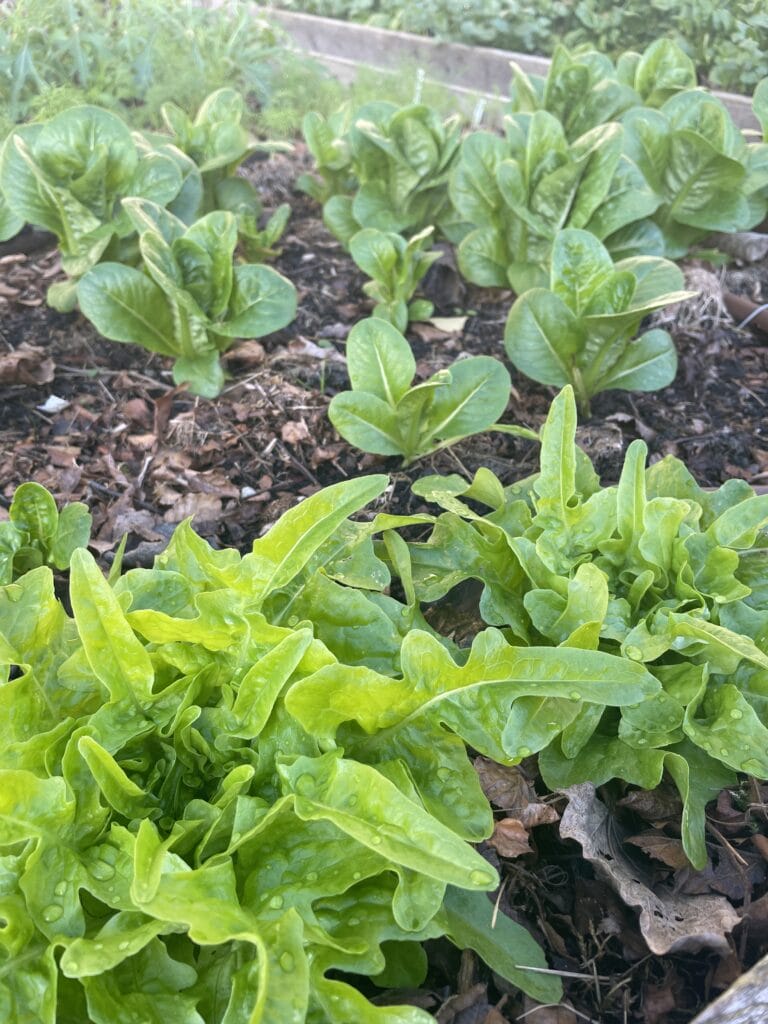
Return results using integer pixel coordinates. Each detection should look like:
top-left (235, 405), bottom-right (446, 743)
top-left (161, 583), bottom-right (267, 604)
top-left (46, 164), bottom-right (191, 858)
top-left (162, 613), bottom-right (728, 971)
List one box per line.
top-left (404, 387), bottom-right (768, 867)
top-left (0, 476), bottom-right (567, 1021)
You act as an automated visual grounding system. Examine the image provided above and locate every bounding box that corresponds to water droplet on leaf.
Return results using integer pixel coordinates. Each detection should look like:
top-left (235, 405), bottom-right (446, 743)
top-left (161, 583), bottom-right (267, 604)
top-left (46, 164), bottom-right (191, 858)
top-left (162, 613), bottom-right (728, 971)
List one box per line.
top-left (470, 869), bottom-right (494, 887)
top-left (294, 774), bottom-right (316, 796)
top-left (730, 709), bottom-right (743, 720)
top-left (306, 871), bottom-right (318, 882)
top-left (517, 746), bottom-right (531, 758)
top-left (268, 895), bottom-right (284, 909)
top-left (625, 646), bottom-right (643, 661)
top-left (436, 768), bottom-right (451, 782)
top-left (42, 904), bottom-right (63, 923)
top-left (54, 882), bottom-right (67, 897)
top-left (569, 691), bottom-right (582, 701)
top-left (279, 952), bottom-right (295, 972)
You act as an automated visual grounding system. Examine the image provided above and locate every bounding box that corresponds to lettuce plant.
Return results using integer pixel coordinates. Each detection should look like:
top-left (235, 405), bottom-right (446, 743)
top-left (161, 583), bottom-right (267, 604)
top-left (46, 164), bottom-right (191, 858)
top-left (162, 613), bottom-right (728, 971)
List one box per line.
top-left (403, 386), bottom-right (768, 867)
top-left (509, 39), bottom-right (697, 141)
top-left (329, 318), bottom-right (530, 464)
top-left (0, 473), bottom-right (646, 1021)
top-left (450, 113), bottom-right (661, 293)
top-left (77, 199), bottom-right (296, 398)
top-left (0, 482), bottom-right (91, 585)
top-left (0, 105), bottom-right (193, 310)
top-left (623, 90), bottom-right (768, 257)
top-left (755, 78), bottom-right (768, 141)
top-left (300, 101), bottom-right (462, 247)
top-left (349, 226), bottom-right (441, 332)
top-left (504, 229), bottom-right (694, 414)
top-left (296, 106), bottom-right (356, 204)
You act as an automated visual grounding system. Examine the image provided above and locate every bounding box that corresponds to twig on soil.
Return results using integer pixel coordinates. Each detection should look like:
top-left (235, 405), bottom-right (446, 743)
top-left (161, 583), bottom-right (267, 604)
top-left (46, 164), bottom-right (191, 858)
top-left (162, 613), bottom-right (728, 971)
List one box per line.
top-left (516, 1003), bottom-right (600, 1023)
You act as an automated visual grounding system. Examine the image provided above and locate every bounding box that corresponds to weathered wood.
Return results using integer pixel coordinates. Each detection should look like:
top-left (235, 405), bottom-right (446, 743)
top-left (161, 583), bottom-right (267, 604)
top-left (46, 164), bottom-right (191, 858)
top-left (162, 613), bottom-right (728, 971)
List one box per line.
top-left (264, 8), bottom-right (760, 132)
top-left (688, 953), bottom-right (768, 1024)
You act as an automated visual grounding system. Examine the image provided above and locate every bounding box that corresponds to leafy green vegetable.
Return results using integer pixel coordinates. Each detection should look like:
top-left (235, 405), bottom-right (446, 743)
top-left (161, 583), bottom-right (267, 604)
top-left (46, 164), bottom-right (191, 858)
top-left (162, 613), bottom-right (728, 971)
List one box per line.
top-left (0, 482), bottom-right (92, 584)
top-left (77, 199), bottom-right (296, 397)
top-left (451, 113), bottom-right (661, 292)
top-left (349, 225), bottom-right (441, 332)
top-left (300, 101), bottom-right (462, 246)
top-left (623, 90), bottom-right (768, 257)
top-left (504, 228), bottom-right (694, 414)
top-left (157, 87), bottom-right (292, 257)
top-left (328, 317), bottom-right (530, 464)
top-left (0, 475), bottom-right (566, 1021)
top-left (509, 39), bottom-right (696, 141)
top-left (0, 105), bottom-right (193, 310)
top-left (403, 385), bottom-right (768, 867)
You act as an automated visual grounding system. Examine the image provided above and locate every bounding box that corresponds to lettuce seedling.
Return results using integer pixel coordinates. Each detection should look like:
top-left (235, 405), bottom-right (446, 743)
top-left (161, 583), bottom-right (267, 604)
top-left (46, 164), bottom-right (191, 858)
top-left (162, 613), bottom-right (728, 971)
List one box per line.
top-left (297, 106), bottom-right (356, 203)
top-left (0, 475), bottom-right (579, 1020)
top-left (0, 482), bottom-right (91, 584)
top-left (504, 228), bottom-right (695, 414)
top-left (78, 199), bottom-right (296, 397)
top-left (623, 90), bottom-right (768, 257)
top-left (403, 386), bottom-right (768, 867)
top-left (509, 39), bottom-right (697, 141)
top-left (300, 101), bottom-right (462, 246)
top-left (349, 225), bottom-right (441, 332)
top-left (0, 105), bottom-right (193, 310)
top-left (159, 88), bottom-right (292, 258)
top-left (451, 112), bottom-right (661, 293)
top-left (329, 318), bottom-right (530, 464)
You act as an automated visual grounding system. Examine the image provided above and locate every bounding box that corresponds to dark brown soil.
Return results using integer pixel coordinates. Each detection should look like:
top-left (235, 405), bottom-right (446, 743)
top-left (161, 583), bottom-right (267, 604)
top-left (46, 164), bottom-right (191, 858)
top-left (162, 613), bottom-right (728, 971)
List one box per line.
top-left (2, 148), bottom-right (768, 1023)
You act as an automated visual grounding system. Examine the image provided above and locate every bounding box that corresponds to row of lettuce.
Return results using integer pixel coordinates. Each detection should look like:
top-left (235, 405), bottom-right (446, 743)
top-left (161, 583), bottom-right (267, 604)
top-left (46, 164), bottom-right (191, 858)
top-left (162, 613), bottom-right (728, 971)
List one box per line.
top-left (2, 38), bottom-right (766, 442)
top-left (3, 382), bottom-right (768, 1021)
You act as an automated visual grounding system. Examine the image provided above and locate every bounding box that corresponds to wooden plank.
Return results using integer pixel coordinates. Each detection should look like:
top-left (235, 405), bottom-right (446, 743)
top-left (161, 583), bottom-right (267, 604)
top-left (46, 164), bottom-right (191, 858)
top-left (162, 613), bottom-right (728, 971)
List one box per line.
top-left (688, 952), bottom-right (768, 1024)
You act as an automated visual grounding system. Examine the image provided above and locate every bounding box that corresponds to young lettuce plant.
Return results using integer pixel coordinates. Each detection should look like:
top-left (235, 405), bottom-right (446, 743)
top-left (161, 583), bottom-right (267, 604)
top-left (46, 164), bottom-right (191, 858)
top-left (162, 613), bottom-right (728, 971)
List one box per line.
top-left (401, 385), bottom-right (768, 868)
top-left (329, 318), bottom-right (531, 465)
top-left (623, 89), bottom-right (768, 257)
top-left (0, 482), bottom-right (91, 584)
top-left (0, 105), bottom-right (193, 310)
top-left (509, 39), bottom-right (697, 141)
top-left (301, 101), bottom-right (462, 247)
top-left (0, 475), bottom-right (589, 1021)
top-left (77, 199), bottom-right (296, 397)
top-left (504, 228), bottom-right (695, 415)
top-left (349, 225), bottom-right (441, 332)
top-left (450, 112), bottom-right (661, 293)
top-left (159, 87), bottom-right (292, 257)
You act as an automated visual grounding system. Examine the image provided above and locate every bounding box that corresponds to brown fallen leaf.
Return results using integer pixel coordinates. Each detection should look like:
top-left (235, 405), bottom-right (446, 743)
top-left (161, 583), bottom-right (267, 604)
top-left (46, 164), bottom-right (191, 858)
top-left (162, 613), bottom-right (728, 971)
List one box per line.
top-left (163, 492), bottom-right (222, 523)
top-left (625, 831), bottom-right (691, 870)
top-left (487, 818), bottom-right (532, 858)
top-left (0, 343), bottom-right (55, 385)
top-left (560, 784), bottom-right (740, 955)
top-left (617, 784), bottom-right (683, 824)
top-left (475, 758), bottom-right (559, 828)
top-left (281, 419), bottom-right (310, 444)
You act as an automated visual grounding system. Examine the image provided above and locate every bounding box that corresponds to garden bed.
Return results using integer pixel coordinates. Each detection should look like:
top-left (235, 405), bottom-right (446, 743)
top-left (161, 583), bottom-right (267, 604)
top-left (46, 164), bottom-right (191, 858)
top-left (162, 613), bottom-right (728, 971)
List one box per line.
top-left (2, 146), bottom-right (768, 1022)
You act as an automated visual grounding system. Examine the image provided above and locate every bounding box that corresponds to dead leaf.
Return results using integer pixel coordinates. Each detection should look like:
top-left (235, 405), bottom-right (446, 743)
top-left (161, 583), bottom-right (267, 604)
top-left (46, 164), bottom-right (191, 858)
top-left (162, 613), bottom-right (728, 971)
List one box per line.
top-left (617, 785), bottom-right (683, 824)
top-left (560, 784), bottom-right (740, 955)
top-left (223, 339), bottom-right (266, 366)
top-left (475, 758), bottom-right (559, 828)
top-left (428, 316), bottom-right (469, 334)
top-left (163, 492), bottom-right (222, 523)
top-left (0, 343), bottom-right (55, 385)
top-left (487, 818), bottom-right (532, 858)
top-left (625, 832), bottom-right (691, 870)
top-left (281, 420), bottom-right (310, 444)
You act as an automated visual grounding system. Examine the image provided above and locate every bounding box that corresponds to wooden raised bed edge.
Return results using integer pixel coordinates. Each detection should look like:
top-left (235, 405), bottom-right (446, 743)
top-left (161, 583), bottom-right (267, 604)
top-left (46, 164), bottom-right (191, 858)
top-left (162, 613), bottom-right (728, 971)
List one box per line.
top-left (262, 7), bottom-right (759, 131)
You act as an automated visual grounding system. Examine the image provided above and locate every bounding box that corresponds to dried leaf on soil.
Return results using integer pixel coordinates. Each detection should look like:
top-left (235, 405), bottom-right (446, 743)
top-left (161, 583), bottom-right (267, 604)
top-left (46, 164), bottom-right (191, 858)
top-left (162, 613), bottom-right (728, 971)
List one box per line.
top-left (560, 784), bottom-right (740, 954)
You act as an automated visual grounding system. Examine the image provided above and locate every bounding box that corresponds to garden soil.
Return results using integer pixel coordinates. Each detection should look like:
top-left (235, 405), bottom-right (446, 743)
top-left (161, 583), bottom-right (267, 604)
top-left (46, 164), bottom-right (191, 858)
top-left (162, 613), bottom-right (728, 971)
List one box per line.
top-left (1, 149), bottom-right (768, 1023)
